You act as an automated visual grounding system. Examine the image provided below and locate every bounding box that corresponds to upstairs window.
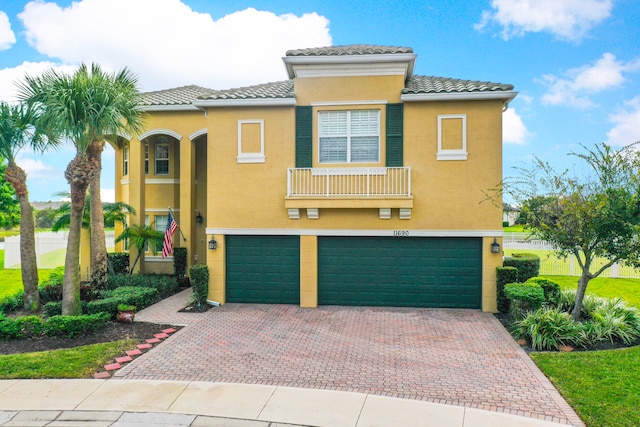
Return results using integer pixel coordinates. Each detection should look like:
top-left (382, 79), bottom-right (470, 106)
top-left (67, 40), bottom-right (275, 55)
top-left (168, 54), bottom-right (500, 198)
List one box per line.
top-left (155, 140), bottom-right (169, 175)
top-left (122, 146), bottom-right (129, 176)
top-left (319, 110), bottom-right (379, 163)
top-left (144, 143), bottom-right (149, 175)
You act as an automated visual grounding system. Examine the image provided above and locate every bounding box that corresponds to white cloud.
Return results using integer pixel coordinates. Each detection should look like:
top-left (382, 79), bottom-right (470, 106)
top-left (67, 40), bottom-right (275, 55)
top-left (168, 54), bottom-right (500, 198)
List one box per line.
top-left (0, 61), bottom-right (78, 102)
top-left (503, 108), bottom-right (531, 145)
top-left (15, 155), bottom-right (59, 178)
top-left (0, 11), bottom-right (15, 50)
top-left (18, 0), bottom-right (332, 91)
top-left (606, 97), bottom-right (640, 147)
top-left (476, 0), bottom-right (612, 42)
top-left (540, 53), bottom-right (640, 109)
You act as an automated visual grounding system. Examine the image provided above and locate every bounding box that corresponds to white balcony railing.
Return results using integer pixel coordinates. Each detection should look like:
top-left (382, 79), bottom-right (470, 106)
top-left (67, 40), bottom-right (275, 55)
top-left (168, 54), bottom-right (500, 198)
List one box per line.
top-left (287, 167), bottom-right (411, 198)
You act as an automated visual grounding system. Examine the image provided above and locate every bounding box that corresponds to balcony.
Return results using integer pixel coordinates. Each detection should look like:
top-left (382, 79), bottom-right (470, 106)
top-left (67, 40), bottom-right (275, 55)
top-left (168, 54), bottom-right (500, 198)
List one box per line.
top-left (285, 167), bottom-right (413, 219)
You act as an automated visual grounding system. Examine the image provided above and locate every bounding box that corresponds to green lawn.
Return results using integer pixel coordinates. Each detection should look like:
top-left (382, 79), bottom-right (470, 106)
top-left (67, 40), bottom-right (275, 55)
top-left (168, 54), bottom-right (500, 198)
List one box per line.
top-left (532, 346), bottom-right (640, 427)
top-left (0, 339), bottom-right (138, 378)
top-left (0, 250), bottom-right (54, 299)
top-left (542, 275), bottom-right (640, 307)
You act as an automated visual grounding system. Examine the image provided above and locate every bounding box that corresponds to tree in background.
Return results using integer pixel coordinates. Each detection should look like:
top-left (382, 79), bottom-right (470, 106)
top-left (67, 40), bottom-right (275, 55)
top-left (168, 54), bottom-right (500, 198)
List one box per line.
top-left (18, 64), bottom-right (145, 315)
top-left (503, 142), bottom-right (640, 321)
top-left (0, 101), bottom-right (60, 312)
top-left (114, 224), bottom-right (163, 274)
top-left (0, 163), bottom-right (20, 228)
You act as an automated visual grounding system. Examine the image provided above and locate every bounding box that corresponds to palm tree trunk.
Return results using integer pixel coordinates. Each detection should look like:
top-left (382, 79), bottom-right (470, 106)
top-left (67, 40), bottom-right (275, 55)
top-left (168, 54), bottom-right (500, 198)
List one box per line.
top-left (4, 162), bottom-right (39, 312)
top-left (62, 154), bottom-right (97, 316)
top-left (88, 141), bottom-right (107, 289)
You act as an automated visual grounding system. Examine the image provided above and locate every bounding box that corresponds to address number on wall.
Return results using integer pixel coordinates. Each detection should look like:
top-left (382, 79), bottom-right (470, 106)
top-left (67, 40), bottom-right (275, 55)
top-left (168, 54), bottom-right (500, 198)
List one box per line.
top-left (393, 230), bottom-right (410, 237)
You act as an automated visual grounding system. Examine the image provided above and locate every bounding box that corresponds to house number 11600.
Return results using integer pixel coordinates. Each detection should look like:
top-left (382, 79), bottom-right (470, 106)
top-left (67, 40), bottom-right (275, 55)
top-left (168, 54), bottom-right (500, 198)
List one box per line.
top-left (393, 230), bottom-right (410, 237)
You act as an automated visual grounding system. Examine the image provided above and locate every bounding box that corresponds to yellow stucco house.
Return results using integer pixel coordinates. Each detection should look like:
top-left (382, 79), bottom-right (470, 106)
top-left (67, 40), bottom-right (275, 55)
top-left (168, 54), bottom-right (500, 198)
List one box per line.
top-left (114, 45), bottom-right (516, 312)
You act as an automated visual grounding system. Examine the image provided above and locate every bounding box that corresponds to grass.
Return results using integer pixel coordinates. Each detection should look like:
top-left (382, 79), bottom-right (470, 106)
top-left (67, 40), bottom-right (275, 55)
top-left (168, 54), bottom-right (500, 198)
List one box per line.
top-left (0, 250), bottom-right (55, 299)
top-left (0, 339), bottom-right (139, 379)
top-left (542, 275), bottom-right (640, 308)
top-left (532, 346), bottom-right (640, 427)
top-left (504, 224), bottom-right (526, 232)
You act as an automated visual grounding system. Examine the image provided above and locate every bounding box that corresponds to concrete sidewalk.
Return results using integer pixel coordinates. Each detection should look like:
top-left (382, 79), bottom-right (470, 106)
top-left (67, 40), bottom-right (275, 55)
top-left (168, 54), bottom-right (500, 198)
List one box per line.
top-left (0, 379), bottom-right (572, 427)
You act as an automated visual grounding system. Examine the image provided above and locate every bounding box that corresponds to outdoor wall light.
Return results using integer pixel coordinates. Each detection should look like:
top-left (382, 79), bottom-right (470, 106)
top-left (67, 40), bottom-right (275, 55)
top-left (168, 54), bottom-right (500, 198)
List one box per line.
top-left (195, 210), bottom-right (203, 224)
top-left (208, 238), bottom-right (217, 250)
top-left (491, 237), bottom-right (501, 254)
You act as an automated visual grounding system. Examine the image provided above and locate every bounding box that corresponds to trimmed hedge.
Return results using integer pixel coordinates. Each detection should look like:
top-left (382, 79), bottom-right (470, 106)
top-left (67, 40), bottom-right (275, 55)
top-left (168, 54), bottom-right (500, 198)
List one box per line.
top-left (106, 274), bottom-right (178, 298)
top-left (504, 282), bottom-right (545, 318)
top-left (95, 286), bottom-right (159, 317)
top-left (526, 277), bottom-right (562, 306)
top-left (496, 266), bottom-right (518, 313)
top-left (0, 312), bottom-right (110, 339)
top-left (503, 253), bottom-right (540, 282)
top-left (173, 247), bottom-right (188, 279)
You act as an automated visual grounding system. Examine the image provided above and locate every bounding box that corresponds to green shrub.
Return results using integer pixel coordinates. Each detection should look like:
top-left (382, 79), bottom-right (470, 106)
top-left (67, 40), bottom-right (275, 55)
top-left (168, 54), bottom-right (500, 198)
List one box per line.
top-left (189, 264), bottom-right (209, 306)
top-left (504, 282), bottom-right (544, 317)
top-left (43, 313), bottom-right (110, 338)
top-left (0, 291), bottom-right (24, 314)
top-left (106, 274), bottom-right (178, 298)
top-left (526, 277), bottom-right (561, 306)
top-left (503, 253), bottom-right (540, 282)
top-left (43, 301), bottom-right (62, 317)
top-left (108, 253), bottom-right (129, 275)
top-left (85, 298), bottom-right (121, 317)
top-left (496, 267), bottom-right (518, 313)
top-left (39, 266), bottom-right (64, 303)
top-left (173, 247), bottom-right (188, 279)
top-left (98, 286), bottom-right (159, 313)
top-left (513, 307), bottom-right (582, 351)
top-left (557, 289), bottom-right (577, 312)
top-left (0, 314), bottom-right (39, 339)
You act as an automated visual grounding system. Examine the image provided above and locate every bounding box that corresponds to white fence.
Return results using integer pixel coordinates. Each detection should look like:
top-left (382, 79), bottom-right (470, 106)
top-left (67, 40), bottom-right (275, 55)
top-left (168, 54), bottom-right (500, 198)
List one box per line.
top-left (4, 231), bottom-right (115, 269)
top-left (503, 233), bottom-right (640, 279)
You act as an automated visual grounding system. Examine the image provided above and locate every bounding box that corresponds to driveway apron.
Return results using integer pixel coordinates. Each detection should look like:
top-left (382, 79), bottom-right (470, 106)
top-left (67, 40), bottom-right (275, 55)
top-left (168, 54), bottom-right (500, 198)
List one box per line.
top-left (116, 291), bottom-right (582, 426)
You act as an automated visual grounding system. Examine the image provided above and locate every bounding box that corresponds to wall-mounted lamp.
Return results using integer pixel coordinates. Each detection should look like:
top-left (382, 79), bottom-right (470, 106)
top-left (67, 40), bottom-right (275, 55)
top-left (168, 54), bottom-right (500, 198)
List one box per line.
top-left (195, 210), bottom-right (203, 224)
top-left (491, 237), bottom-right (501, 254)
top-left (208, 238), bottom-right (217, 250)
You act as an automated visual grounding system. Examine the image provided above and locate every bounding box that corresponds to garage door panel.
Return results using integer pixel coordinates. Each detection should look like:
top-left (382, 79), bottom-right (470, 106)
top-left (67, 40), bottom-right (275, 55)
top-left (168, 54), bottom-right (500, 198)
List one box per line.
top-left (318, 236), bottom-right (481, 308)
top-left (226, 236), bottom-right (300, 304)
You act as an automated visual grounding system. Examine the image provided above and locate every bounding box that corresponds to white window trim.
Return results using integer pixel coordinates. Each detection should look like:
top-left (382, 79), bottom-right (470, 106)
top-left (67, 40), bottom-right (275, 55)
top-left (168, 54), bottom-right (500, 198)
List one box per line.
top-left (437, 114), bottom-right (467, 161)
top-left (155, 142), bottom-right (170, 175)
top-left (318, 109), bottom-right (380, 164)
top-left (237, 119), bottom-right (265, 163)
top-left (123, 146), bottom-right (129, 176)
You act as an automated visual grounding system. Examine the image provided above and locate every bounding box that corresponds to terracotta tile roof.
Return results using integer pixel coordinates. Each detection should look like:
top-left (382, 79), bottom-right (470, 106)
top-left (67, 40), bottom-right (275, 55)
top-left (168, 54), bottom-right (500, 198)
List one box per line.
top-left (286, 45), bottom-right (414, 56)
top-left (404, 76), bottom-right (514, 94)
top-left (197, 80), bottom-right (295, 100)
top-left (140, 85), bottom-right (217, 106)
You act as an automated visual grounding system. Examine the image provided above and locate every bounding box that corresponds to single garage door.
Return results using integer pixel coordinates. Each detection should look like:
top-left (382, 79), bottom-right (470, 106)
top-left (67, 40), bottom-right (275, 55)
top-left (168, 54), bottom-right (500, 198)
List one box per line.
top-left (226, 235), bottom-right (300, 304)
top-left (318, 236), bottom-right (481, 308)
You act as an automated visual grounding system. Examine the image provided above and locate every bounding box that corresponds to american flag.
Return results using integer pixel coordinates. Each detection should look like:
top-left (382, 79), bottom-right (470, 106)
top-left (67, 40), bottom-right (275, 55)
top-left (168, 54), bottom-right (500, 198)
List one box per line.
top-left (161, 212), bottom-right (178, 259)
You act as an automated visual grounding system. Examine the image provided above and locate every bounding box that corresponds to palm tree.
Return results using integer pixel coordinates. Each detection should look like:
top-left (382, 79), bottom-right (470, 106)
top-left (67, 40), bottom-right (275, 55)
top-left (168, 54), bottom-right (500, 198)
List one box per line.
top-left (114, 224), bottom-right (164, 274)
top-left (51, 194), bottom-right (135, 281)
top-left (17, 63), bottom-right (145, 315)
top-left (0, 101), bottom-right (60, 312)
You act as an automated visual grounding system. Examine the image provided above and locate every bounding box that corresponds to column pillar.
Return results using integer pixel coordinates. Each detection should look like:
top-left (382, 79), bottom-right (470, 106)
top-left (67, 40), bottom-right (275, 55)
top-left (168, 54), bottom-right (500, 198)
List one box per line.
top-left (179, 137), bottom-right (196, 269)
top-left (207, 234), bottom-right (226, 304)
top-left (128, 137), bottom-right (145, 274)
top-left (300, 235), bottom-right (318, 307)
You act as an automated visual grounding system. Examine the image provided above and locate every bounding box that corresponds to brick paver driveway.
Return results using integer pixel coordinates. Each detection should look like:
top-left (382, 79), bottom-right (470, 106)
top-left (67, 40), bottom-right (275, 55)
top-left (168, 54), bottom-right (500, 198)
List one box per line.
top-left (116, 291), bottom-right (582, 426)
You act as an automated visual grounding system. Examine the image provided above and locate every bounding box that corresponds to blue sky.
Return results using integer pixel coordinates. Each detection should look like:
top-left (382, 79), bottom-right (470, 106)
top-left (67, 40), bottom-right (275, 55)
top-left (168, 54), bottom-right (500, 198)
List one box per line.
top-left (0, 0), bottom-right (638, 202)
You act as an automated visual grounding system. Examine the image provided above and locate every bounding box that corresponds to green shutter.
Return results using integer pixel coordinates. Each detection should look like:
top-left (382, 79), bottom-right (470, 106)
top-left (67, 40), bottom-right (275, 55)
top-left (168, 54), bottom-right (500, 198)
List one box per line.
top-left (386, 103), bottom-right (404, 167)
top-left (295, 106), bottom-right (313, 168)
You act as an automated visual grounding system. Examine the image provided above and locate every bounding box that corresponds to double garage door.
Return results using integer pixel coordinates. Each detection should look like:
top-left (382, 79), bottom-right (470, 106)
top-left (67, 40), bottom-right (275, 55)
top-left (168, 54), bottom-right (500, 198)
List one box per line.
top-left (226, 235), bottom-right (482, 308)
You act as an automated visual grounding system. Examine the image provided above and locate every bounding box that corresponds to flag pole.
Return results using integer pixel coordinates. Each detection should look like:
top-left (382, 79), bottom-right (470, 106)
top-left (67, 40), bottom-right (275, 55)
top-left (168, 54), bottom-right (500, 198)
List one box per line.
top-left (168, 206), bottom-right (187, 242)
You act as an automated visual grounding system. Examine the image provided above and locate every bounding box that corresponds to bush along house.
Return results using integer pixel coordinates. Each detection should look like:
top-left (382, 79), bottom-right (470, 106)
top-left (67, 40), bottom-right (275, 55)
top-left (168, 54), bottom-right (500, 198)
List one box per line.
top-left (111, 45), bottom-right (516, 311)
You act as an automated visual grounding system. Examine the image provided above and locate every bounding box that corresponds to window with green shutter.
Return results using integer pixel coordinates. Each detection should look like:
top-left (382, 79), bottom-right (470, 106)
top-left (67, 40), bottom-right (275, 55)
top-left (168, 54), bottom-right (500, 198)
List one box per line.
top-left (295, 106), bottom-right (313, 168)
top-left (386, 103), bottom-right (404, 167)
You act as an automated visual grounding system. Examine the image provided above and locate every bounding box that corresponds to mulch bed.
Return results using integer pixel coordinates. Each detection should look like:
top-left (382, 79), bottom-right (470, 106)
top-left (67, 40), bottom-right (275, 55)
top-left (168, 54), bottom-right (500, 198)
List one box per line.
top-left (0, 321), bottom-right (182, 355)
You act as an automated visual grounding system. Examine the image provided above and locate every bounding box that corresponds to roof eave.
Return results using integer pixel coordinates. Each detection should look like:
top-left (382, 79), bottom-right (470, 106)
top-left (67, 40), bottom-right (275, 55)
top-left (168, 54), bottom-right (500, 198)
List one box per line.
top-left (192, 98), bottom-right (297, 108)
top-left (283, 53), bottom-right (417, 79)
top-left (140, 104), bottom-right (201, 112)
top-left (401, 91), bottom-right (518, 104)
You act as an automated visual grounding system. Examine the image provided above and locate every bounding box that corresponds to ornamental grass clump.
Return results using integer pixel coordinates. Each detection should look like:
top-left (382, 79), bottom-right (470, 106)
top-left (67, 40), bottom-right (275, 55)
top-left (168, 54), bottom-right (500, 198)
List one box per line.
top-left (512, 307), bottom-right (582, 351)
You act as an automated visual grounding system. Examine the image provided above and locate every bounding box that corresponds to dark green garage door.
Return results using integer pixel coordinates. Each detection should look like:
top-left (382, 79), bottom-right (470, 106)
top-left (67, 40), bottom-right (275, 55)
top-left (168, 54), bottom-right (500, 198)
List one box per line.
top-left (318, 236), bottom-right (481, 308)
top-left (226, 235), bottom-right (300, 304)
